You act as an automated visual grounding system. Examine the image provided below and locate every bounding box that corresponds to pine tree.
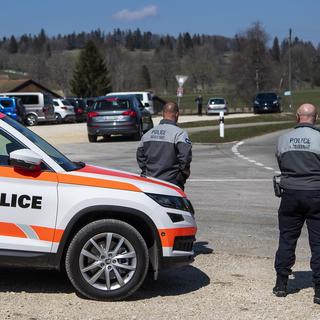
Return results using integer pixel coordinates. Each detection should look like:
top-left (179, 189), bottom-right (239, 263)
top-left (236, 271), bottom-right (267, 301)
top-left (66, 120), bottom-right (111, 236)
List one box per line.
top-left (176, 34), bottom-right (184, 57)
top-left (70, 40), bottom-right (112, 97)
top-left (8, 35), bottom-right (18, 54)
top-left (271, 36), bottom-right (280, 62)
top-left (140, 65), bottom-right (152, 89)
top-left (183, 32), bottom-right (193, 50)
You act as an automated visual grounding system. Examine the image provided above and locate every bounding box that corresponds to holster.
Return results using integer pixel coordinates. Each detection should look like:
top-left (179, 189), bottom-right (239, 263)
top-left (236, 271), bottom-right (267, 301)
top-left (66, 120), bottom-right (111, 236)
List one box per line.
top-left (273, 175), bottom-right (282, 198)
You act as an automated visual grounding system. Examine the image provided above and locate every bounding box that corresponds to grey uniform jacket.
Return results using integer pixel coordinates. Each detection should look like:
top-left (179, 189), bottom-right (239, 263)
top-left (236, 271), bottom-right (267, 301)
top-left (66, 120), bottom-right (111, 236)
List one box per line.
top-left (136, 119), bottom-right (192, 188)
top-left (276, 123), bottom-right (320, 190)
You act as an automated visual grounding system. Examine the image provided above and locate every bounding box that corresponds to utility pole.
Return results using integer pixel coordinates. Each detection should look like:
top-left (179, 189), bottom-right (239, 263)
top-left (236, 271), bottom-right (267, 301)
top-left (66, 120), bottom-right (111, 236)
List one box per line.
top-left (288, 28), bottom-right (293, 109)
top-left (255, 66), bottom-right (259, 91)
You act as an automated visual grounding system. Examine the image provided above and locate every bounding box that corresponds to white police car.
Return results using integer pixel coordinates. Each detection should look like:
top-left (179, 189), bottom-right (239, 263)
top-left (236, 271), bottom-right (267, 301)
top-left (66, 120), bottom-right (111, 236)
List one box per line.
top-left (0, 113), bottom-right (197, 300)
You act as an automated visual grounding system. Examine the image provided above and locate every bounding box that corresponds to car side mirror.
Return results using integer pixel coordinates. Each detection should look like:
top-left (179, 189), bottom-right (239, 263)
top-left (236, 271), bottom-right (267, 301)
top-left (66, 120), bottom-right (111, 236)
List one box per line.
top-left (144, 103), bottom-right (149, 107)
top-left (9, 149), bottom-right (43, 171)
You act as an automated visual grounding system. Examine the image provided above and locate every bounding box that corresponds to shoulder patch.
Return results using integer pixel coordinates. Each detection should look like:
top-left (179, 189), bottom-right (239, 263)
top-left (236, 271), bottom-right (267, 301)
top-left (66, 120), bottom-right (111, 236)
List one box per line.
top-left (185, 138), bottom-right (192, 145)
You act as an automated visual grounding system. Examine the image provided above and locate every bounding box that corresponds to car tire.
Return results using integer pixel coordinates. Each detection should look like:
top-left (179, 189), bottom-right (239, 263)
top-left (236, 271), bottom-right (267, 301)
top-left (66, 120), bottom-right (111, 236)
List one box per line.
top-left (25, 114), bottom-right (38, 126)
top-left (65, 219), bottom-right (149, 301)
top-left (55, 113), bottom-right (62, 124)
top-left (103, 134), bottom-right (111, 141)
top-left (133, 123), bottom-right (143, 141)
top-left (88, 134), bottom-right (97, 143)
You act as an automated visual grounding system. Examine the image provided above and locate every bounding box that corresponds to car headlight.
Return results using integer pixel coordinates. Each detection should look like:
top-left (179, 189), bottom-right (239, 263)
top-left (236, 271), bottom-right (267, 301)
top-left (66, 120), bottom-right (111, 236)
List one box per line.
top-left (254, 100), bottom-right (259, 105)
top-left (146, 193), bottom-right (194, 214)
top-left (273, 100), bottom-right (278, 104)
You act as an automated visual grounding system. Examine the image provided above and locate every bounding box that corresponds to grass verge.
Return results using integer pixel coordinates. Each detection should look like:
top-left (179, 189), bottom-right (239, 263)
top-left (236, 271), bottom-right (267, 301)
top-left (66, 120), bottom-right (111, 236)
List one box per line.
top-left (189, 122), bottom-right (295, 143)
top-left (180, 113), bottom-right (295, 128)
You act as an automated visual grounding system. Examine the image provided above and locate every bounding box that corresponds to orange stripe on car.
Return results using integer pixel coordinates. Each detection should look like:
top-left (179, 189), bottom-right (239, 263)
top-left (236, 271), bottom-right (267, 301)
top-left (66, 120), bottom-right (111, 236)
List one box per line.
top-left (31, 225), bottom-right (64, 243)
top-left (158, 227), bottom-right (197, 247)
top-left (57, 174), bottom-right (141, 192)
top-left (0, 221), bottom-right (64, 243)
top-left (0, 221), bottom-right (27, 238)
top-left (0, 167), bottom-right (141, 192)
top-left (78, 165), bottom-right (186, 197)
top-left (0, 167), bottom-right (58, 182)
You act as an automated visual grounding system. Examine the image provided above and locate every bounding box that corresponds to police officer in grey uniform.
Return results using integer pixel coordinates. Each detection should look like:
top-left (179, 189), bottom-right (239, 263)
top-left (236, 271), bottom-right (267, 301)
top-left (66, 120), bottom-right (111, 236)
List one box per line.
top-left (274, 103), bottom-right (320, 304)
top-left (136, 102), bottom-right (192, 190)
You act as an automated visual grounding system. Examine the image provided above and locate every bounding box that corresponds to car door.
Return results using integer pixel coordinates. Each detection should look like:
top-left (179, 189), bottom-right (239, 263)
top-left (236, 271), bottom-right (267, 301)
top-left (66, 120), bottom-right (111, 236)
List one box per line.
top-left (136, 98), bottom-right (153, 132)
top-left (0, 128), bottom-right (58, 253)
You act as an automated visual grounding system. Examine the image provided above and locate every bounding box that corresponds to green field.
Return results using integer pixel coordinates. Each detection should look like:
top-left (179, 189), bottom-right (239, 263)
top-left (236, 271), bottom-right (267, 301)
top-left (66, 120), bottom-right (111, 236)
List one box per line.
top-left (189, 122), bottom-right (295, 143)
top-left (161, 88), bottom-right (320, 114)
top-left (180, 113), bottom-right (295, 128)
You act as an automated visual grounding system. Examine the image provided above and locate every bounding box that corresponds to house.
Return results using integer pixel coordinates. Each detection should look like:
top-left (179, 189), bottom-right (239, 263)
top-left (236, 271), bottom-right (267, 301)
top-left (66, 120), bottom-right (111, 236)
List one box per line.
top-left (0, 79), bottom-right (62, 98)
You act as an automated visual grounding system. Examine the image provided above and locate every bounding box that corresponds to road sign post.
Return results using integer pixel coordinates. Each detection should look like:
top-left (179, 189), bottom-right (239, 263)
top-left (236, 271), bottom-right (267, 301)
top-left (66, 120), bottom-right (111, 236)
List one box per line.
top-left (219, 111), bottom-right (224, 138)
top-left (175, 75), bottom-right (188, 108)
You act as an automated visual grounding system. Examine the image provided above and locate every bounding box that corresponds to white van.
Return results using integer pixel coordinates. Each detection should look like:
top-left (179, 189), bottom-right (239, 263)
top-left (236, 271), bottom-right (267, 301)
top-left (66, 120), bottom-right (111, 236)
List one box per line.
top-left (0, 92), bottom-right (56, 126)
top-left (106, 91), bottom-right (154, 114)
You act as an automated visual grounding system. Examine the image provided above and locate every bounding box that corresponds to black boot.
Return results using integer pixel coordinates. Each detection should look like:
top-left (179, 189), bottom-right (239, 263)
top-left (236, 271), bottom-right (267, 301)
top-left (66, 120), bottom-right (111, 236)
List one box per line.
top-left (314, 286), bottom-right (320, 304)
top-left (273, 275), bottom-right (288, 297)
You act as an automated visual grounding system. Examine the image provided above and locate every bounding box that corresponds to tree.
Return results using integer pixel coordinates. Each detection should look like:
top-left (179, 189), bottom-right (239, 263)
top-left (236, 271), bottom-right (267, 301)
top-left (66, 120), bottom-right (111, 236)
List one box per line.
top-left (70, 40), bottom-right (112, 97)
top-left (8, 36), bottom-right (18, 54)
top-left (140, 65), bottom-right (152, 89)
top-left (228, 22), bottom-right (275, 103)
top-left (271, 36), bottom-right (280, 62)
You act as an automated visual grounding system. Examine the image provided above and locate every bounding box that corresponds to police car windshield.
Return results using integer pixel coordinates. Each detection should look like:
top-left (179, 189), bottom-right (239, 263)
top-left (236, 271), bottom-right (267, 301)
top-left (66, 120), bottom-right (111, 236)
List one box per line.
top-left (3, 116), bottom-right (82, 171)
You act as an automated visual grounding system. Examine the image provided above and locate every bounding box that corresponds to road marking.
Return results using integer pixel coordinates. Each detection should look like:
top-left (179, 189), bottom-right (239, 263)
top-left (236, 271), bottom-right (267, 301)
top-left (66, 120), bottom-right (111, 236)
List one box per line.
top-left (255, 162), bottom-right (264, 166)
top-left (232, 141), bottom-right (279, 174)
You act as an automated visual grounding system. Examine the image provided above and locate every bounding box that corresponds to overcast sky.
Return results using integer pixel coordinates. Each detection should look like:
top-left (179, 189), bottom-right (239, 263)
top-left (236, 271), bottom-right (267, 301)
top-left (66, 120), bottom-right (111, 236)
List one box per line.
top-left (1, 0), bottom-right (319, 45)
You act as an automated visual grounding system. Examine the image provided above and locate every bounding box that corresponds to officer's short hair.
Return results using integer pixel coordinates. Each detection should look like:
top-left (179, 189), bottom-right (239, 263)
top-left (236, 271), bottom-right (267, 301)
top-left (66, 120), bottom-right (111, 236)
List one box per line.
top-left (163, 102), bottom-right (179, 114)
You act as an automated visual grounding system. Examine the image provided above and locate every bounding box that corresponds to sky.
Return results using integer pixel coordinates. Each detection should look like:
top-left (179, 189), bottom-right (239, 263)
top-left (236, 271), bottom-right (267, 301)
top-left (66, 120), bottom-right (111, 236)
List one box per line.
top-left (0, 0), bottom-right (319, 45)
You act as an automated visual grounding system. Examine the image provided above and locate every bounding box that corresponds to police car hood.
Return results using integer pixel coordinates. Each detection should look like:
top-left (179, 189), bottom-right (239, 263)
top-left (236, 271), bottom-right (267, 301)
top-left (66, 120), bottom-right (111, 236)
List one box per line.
top-left (69, 164), bottom-right (186, 197)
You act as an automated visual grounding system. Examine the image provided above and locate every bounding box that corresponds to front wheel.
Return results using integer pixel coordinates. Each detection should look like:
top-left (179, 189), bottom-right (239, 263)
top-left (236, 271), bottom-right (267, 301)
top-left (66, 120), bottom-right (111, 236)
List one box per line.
top-left (88, 134), bottom-right (97, 142)
top-left (25, 114), bottom-right (38, 126)
top-left (133, 123), bottom-right (143, 141)
top-left (65, 219), bottom-right (149, 301)
top-left (55, 113), bottom-right (62, 124)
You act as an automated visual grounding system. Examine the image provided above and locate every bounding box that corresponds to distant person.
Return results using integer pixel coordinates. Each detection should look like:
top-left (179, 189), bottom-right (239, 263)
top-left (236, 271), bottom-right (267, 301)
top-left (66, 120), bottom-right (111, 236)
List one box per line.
top-left (273, 103), bottom-right (320, 305)
top-left (195, 95), bottom-right (203, 116)
top-left (16, 99), bottom-right (26, 124)
top-left (136, 102), bottom-right (192, 190)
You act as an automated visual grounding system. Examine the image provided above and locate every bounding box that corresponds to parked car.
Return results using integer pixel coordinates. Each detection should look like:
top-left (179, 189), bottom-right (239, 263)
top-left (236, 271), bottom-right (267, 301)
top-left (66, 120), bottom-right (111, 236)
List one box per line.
top-left (253, 92), bottom-right (281, 114)
top-left (66, 97), bottom-right (88, 122)
top-left (87, 95), bottom-right (153, 142)
top-left (53, 98), bottom-right (76, 123)
top-left (0, 92), bottom-right (55, 126)
top-left (206, 97), bottom-right (228, 115)
top-left (106, 92), bottom-right (154, 114)
top-left (0, 97), bottom-right (20, 121)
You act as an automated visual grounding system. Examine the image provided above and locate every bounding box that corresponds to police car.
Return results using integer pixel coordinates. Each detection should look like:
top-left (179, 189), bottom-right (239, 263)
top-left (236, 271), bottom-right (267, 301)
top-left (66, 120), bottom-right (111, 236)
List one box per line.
top-left (0, 113), bottom-right (197, 301)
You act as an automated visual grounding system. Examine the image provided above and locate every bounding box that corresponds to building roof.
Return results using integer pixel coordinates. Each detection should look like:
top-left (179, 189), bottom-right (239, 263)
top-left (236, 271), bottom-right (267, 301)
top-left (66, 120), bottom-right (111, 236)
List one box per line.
top-left (0, 79), bottom-right (62, 98)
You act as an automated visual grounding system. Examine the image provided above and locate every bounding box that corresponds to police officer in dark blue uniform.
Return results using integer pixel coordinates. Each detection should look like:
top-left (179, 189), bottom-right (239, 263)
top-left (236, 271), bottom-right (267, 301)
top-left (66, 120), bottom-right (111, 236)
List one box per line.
top-left (274, 103), bottom-right (320, 304)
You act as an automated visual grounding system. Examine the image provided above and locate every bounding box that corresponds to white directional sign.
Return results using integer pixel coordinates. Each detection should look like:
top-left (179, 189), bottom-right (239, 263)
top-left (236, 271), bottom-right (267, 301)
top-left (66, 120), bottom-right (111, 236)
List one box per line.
top-left (175, 75), bottom-right (188, 87)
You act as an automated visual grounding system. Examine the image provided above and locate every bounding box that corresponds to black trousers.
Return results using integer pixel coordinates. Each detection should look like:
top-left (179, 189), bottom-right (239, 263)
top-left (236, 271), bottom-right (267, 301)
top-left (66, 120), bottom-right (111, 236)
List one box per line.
top-left (275, 189), bottom-right (320, 285)
top-left (197, 104), bottom-right (202, 115)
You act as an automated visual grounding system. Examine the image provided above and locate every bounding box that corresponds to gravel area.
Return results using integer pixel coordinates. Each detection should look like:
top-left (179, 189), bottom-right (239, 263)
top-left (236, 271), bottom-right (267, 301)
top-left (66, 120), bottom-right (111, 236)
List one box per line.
top-left (1, 251), bottom-right (319, 320)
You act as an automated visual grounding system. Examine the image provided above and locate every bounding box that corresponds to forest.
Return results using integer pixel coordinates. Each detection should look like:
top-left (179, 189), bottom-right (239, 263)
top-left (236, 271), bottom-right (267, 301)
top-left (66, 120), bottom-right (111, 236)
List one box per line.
top-left (0, 22), bottom-right (319, 104)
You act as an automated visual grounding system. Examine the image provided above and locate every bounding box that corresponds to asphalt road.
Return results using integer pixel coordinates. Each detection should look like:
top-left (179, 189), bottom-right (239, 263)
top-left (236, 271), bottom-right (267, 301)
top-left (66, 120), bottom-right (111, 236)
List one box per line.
top-left (56, 128), bottom-right (310, 261)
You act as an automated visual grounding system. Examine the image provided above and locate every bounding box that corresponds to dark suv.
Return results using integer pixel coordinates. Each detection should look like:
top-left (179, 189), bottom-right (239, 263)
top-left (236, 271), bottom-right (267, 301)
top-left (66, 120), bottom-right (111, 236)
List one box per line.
top-left (66, 97), bottom-right (88, 122)
top-left (253, 92), bottom-right (281, 114)
top-left (87, 95), bottom-right (153, 142)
